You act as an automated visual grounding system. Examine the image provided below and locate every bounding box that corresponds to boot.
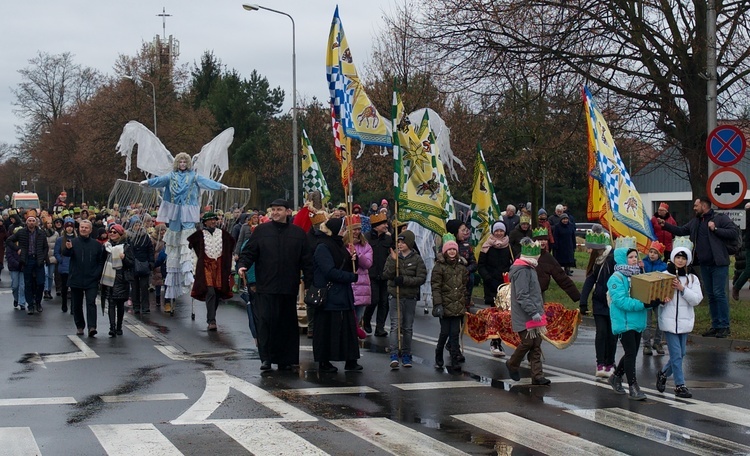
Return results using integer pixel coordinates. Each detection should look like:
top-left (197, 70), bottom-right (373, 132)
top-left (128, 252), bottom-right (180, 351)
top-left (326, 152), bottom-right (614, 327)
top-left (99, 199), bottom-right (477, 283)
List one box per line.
top-left (732, 287), bottom-right (740, 301)
top-left (450, 355), bottom-right (462, 371)
top-left (434, 349), bottom-right (444, 369)
top-left (628, 382), bottom-right (646, 401)
top-left (109, 326), bottom-right (116, 338)
top-left (608, 374), bottom-right (626, 394)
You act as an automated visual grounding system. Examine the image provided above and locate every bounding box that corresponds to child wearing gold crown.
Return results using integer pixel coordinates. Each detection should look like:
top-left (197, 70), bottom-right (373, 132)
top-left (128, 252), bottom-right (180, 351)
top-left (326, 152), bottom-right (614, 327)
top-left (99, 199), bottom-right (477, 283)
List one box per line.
top-left (431, 233), bottom-right (469, 370)
top-left (656, 237), bottom-right (703, 398)
top-left (505, 238), bottom-right (550, 385)
top-left (640, 240), bottom-right (668, 356)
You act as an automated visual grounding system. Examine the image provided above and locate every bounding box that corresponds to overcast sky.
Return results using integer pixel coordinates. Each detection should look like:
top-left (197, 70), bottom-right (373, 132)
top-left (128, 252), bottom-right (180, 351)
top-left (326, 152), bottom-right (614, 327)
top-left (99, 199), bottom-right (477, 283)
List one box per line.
top-left (0, 0), bottom-right (395, 146)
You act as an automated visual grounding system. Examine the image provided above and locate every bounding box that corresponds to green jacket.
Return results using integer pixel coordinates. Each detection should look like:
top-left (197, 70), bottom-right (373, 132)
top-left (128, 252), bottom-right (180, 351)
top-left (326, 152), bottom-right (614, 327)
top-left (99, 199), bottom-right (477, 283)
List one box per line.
top-left (431, 254), bottom-right (468, 317)
top-left (382, 249), bottom-right (427, 299)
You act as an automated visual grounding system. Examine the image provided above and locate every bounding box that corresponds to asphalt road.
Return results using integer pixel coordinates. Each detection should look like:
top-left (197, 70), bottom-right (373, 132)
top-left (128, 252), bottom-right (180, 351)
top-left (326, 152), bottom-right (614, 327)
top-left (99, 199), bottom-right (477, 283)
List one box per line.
top-left (1, 269), bottom-right (749, 455)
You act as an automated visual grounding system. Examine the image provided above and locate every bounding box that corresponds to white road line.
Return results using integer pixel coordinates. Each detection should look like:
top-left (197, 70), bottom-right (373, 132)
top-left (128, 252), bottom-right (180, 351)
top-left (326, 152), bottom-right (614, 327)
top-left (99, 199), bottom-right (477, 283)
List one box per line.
top-left (100, 393), bottom-right (189, 403)
top-left (41, 335), bottom-right (99, 364)
top-left (0, 397), bottom-right (77, 406)
top-left (300, 345), bottom-right (313, 351)
top-left (0, 289), bottom-right (13, 294)
top-left (217, 421), bottom-right (328, 456)
top-left (125, 323), bottom-right (153, 338)
top-left (0, 427), bottom-right (42, 455)
top-left (172, 370), bottom-right (316, 425)
top-left (331, 418), bottom-right (470, 456)
top-left (672, 402), bottom-right (750, 428)
top-left (454, 412), bottom-right (626, 456)
top-left (90, 423), bottom-right (183, 456)
top-left (155, 345), bottom-right (193, 361)
top-left (567, 408), bottom-right (750, 455)
top-left (282, 386), bottom-right (379, 396)
top-left (392, 381), bottom-right (489, 391)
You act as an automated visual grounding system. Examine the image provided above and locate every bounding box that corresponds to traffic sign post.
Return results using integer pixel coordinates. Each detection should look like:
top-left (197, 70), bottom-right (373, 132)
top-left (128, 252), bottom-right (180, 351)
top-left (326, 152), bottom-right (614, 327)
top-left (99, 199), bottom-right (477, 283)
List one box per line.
top-left (707, 167), bottom-right (747, 209)
top-left (706, 125), bottom-right (746, 167)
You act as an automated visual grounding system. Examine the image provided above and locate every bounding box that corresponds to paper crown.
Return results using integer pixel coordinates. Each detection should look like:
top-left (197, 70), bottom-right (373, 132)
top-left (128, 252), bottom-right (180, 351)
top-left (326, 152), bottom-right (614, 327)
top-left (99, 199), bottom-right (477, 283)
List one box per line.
top-left (309, 210), bottom-right (328, 226)
top-left (532, 227), bottom-right (548, 239)
top-left (370, 212), bottom-right (388, 226)
top-left (520, 238), bottom-right (541, 258)
top-left (672, 236), bottom-right (693, 251)
top-left (649, 241), bottom-right (665, 255)
top-left (614, 236), bottom-right (637, 250)
top-left (519, 214), bottom-right (532, 224)
top-left (585, 224), bottom-right (610, 249)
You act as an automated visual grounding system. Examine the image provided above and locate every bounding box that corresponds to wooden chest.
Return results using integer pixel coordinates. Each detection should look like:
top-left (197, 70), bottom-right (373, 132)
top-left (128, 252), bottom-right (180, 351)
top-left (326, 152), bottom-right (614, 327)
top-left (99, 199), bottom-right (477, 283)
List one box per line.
top-left (630, 272), bottom-right (674, 303)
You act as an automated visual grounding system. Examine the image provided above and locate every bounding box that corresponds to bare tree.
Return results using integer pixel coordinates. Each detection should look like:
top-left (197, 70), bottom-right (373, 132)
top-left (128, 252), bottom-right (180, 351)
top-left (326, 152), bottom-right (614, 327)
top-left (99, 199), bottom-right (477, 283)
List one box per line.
top-left (12, 51), bottom-right (102, 141)
top-left (413, 0), bottom-right (750, 196)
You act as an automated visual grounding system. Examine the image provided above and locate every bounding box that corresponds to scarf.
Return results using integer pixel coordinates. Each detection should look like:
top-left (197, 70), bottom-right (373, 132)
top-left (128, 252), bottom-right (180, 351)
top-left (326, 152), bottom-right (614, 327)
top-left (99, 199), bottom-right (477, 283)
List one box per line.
top-left (518, 256), bottom-right (538, 268)
top-left (481, 234), bottom-right (510, 253)
top-left (614, 264), bottom-right (641, 277)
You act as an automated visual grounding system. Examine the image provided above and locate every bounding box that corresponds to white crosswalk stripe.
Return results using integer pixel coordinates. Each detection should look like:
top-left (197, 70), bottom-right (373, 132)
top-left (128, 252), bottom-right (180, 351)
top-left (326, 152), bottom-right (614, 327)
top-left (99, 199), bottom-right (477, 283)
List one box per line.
top-left (0, 427), bottom-right (42, 455)
top-left (216, 421), bottom-right (329, 455)
top-left (567, 407), bottom-right (750, 455)
top-left (330, 418), bottom-right (470, 456)
top-left (454, 412), bottom-right (627, 455)
top-left (90, 424), bottom-right (182, 456)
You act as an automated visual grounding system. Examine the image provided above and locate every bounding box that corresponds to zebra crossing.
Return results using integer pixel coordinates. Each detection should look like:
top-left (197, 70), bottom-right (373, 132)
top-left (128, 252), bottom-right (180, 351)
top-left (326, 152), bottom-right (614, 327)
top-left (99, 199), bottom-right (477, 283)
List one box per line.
top-left (2, 370), bottom-right (749, 455)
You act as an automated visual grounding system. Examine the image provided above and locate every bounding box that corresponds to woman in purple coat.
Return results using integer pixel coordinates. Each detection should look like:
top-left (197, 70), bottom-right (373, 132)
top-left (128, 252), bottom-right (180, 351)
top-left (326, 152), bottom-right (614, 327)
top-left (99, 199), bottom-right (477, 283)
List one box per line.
top-left (345, 215), bottom-right (373, 331)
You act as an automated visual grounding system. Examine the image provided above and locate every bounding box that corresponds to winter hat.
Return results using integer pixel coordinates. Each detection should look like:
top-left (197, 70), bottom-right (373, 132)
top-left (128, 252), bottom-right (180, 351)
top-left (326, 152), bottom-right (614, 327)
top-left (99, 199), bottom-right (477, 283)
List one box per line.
top-left (442, 233), bottom-right (459, 254)
top-left (323, 217), bottom-right (345, 237)
top-left (519, 214), bottom-right (531, 225)
top-left (538, 208), bottom-right (547, 216)
top-left (381, 199), bottom-right (388, 206)
top-left (445, 219), bottom-right (464, 237)
top-left (560, 213), bottom-right (570, 220)
top-left (397, 229), bottom-right (415, 249)
top-left (109, 224), bottom-right (125, 235)
top-left (201, 212), bottom-right (219, 222)
top-left (63, 217), bottom-right (75, 228)
top-left (649, 241), bottom-right (665, 256)
top-left (492, 221), bottom-right (506, 233)
top-left (129, 215), bottom-right (141, 226)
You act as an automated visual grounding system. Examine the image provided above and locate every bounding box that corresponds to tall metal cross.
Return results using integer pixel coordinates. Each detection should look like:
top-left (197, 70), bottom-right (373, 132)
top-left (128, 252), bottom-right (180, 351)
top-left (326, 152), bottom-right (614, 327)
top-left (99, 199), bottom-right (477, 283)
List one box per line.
top-left (157, 7), bottom-right (172, 38)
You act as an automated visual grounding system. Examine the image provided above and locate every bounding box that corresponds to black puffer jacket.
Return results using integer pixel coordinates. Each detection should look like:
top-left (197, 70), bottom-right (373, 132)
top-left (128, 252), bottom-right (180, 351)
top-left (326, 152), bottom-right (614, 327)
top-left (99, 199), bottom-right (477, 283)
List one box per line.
top-left (663, 209), bottom-right (735, 266)
top-left (312, 233), bottom-right (357, 312)
top-left (62, 235), bottom-right (106, 289)
top-left (5, 227), bottom-right (48, 267)
top-left (107, 238), bottom-right (135, 300)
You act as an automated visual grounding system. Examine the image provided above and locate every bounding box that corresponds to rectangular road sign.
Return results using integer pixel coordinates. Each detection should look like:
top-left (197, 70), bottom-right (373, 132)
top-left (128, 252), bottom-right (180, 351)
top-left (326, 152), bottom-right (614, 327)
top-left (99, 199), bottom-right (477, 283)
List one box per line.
top-left (716, 209), bottom-right (746, 230)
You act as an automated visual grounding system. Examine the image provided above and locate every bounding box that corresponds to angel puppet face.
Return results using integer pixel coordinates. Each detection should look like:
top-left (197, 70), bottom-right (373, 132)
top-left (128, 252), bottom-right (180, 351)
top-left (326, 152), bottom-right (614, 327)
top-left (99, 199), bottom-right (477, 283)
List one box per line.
top-left (173, 152), bottom-right (192, 172)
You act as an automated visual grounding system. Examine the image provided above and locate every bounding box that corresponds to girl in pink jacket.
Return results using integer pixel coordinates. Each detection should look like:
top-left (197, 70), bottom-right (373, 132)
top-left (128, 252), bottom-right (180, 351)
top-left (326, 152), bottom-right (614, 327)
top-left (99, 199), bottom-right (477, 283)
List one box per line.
top-left (345, 215), bottom-right (373, 330)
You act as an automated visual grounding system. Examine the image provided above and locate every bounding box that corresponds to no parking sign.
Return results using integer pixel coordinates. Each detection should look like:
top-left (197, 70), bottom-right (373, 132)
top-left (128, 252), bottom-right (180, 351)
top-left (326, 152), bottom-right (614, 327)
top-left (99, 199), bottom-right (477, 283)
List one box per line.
top-left (706, 125), bottom-right (746, 167)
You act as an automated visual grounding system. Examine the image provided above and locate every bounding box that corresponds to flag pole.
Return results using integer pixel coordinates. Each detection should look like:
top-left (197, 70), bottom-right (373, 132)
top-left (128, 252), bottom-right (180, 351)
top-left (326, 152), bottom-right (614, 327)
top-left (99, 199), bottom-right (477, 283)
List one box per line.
top-left (394, 199), bottom-right (402, 353)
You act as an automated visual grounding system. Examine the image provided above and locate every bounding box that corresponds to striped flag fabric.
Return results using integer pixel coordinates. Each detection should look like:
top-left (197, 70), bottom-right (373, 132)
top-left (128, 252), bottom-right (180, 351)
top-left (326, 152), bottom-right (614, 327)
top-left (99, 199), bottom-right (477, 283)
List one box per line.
top-left (300, 129), bottom-right (331, 204)
top-left (469, 145), bottom-right (502, 260)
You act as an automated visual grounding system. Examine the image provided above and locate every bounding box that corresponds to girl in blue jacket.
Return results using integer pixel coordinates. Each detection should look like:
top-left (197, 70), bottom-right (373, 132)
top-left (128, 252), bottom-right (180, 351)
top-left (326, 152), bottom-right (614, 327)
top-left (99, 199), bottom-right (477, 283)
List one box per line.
top-left (607, 247), bottom-right (661, 400)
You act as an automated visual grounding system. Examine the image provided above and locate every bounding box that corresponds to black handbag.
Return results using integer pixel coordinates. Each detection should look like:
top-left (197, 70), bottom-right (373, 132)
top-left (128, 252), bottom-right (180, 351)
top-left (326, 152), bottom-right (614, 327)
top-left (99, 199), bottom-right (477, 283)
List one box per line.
top-left (304, 283), bottom-right (330, 308)
top-left (134, 259), bottom-right (150, 277)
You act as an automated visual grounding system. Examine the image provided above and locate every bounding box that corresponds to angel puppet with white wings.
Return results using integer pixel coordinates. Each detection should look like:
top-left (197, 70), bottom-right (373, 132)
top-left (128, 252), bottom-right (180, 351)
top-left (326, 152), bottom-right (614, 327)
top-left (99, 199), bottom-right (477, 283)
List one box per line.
top-left (116, 121), bottom-right (234, 300)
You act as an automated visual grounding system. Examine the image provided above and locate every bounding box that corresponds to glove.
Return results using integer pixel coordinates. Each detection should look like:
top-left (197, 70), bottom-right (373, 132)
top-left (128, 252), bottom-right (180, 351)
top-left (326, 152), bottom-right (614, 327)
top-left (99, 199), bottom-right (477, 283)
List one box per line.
top-left (139, 180), bottom-right (149, 188)
top-left (645, 299), bottom-right (662, 309)
top-left (532, 313), bottom-right (542, 322)
top-left (221, 184), bottom-right (229, 192)
top-left (395, 276), bottom-right (405, 286)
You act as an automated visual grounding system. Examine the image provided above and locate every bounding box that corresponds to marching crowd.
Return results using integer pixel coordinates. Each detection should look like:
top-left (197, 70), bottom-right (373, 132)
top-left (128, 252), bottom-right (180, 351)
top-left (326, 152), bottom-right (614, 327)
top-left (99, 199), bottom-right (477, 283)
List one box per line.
top-left (2, 189), bottom-right (747, 402)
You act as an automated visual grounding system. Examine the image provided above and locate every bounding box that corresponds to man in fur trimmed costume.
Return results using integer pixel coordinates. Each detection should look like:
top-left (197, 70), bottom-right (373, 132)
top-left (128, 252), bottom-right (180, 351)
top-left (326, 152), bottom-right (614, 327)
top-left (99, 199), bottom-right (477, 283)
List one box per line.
top-left (188, 212), bottom-right (235, 331)
top-left (140, 152), bottom-right (227, 300)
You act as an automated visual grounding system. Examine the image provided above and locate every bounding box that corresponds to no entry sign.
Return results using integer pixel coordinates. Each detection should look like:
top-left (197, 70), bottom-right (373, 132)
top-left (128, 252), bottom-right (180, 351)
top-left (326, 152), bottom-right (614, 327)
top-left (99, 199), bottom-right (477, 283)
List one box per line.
top-left (707, 167), bottom-right (747, 209)
top-left (706, 125), bottom-right (746, 167)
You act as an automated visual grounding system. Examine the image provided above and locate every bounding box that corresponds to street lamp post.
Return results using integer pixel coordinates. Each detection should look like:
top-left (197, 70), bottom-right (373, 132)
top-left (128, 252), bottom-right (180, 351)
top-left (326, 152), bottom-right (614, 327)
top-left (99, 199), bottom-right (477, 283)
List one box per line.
top-left (123, 75), bottom-right (158, 137)
top-left (242, 3), bottom-right (298, 209)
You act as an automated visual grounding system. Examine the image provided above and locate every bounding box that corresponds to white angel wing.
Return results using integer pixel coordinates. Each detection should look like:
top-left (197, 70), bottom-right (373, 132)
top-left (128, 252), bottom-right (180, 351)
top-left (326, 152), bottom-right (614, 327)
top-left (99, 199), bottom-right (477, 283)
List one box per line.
top-left (192, 127), bottom-right (234, 182)
top-left (408, 108), bottom-right (465, 181)
top-left (115, 121), bottom-right (174, 177)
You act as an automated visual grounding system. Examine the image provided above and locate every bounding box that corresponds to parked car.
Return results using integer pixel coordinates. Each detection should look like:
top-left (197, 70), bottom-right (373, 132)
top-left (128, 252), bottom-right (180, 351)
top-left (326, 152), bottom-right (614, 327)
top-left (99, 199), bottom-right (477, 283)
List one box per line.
top-left (574, 222), bottom-right (610, 239)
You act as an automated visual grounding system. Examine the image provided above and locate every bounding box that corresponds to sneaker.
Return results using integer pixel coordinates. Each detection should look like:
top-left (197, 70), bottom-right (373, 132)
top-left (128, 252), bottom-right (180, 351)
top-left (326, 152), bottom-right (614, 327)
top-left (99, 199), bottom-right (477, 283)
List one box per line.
top-left (490, 341), bottom-right (506, 358)
top-left (389, 354), bottom-right (400, 369)
top-left (674, 385), bottom-right (692, 398)
top-left (423, 307), bottom-right (429, 315)
top-left (13, 300), bottom-right (18, 308)
top-left (362, 320), bottom-right (372, 334)
top-left (43, 291), bottom-right (53, 300)
top-left (19, 305), bottom-right (26, 311)
top-left (27, 307), bottom-right (35, 315)
top-left (532, 377), bottom-right (551, 386)
top-left (716, 328), bottom-right (731, 338)
top-left (604, 365), bottom-right (614, 377)
top-left (656, 370), bottom-right (667, 393)
top-left (702, 328), bottom-right (718, 337)
top-left (36, 305), bottom-right (43, 313)
top-left (643, 344), bottom-right (653, 356)
top-left (608, 374), bottom-right (626, 394)
top-left (654, 343), bottom-right (665, 355)
top-left (401, 354), bottom-right (413, 368)
top-left (595, 364), bottom-right (608, 378)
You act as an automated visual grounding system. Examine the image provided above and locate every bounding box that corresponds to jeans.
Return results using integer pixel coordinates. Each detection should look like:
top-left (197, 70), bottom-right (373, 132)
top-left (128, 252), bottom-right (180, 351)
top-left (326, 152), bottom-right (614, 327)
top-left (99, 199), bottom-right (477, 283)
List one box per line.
top-left (701, 265), bottom-right (730, 329)
top-left (23, 261), bottom-right (45, 307)
top-left (662, 332), bottom-right (688, 386)
top-left (389, 296), bottom-right (416, 355)
top-left (44, 263), bottom-right (55, 293)
top-left (72, 287), bottom-right (99, 331)
top-left (10, 270), bottom-right (26, 306)
top-left (642, 307), bottom-right (663, 345)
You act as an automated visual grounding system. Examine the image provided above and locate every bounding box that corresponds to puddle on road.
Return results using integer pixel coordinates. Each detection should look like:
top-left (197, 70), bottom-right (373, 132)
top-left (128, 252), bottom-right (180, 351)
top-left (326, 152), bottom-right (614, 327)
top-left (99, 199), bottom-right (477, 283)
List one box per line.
top-left (66, 364), bottom-right (165, 425)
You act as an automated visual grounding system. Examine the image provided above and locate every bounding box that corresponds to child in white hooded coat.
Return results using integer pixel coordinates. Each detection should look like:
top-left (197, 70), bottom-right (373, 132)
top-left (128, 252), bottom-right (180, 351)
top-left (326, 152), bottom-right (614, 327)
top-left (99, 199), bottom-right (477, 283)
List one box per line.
top-left (656, 238), bottom-right (703, 398)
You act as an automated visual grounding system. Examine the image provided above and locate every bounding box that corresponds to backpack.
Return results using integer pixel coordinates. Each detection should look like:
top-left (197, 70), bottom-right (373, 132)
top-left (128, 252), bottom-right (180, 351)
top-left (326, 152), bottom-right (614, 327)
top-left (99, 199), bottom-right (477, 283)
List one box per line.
top-left (725, 221), bottom-right (742, 256)
top-left (592, 255), bottom-right (614, 304)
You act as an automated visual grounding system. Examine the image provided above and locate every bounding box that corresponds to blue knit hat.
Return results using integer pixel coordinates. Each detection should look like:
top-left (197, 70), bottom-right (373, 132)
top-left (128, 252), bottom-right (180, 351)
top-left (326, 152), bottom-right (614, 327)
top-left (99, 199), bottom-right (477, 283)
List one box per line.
top-left (63, 217), bottom-right (75, 228)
